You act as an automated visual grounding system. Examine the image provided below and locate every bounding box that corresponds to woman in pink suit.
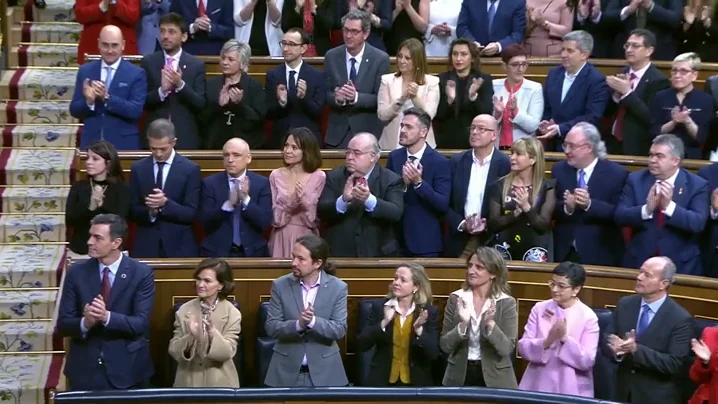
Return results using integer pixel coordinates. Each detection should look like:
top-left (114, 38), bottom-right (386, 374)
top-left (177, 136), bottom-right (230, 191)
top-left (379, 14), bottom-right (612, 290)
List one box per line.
top-left (517, 261), bottom-right (599, 397)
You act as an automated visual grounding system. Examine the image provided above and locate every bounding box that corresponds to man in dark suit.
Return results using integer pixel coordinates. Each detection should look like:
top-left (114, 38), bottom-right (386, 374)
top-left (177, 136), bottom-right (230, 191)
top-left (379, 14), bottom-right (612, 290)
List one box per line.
top-left (538, 30), bottom-right (609, 152)
top-left (603, 0), bottom-right (682, 60)
top-left (697, 162), bottom-right (718, 278)
top-left (604, 29), bottom-right (670, 156)
top-left (265, 28), bottom-right (326, 147)
top-left (141, 13), bottom-right (206, 150)
top-left (169, 0), bottom-right (233, 56)
top-left (385, 107), bottom-right (450, 257)
top-left (323, 10), bottom-right (390, 148)
top-left (199, 137), bottom-right (272, 257)
top-left (445, 114), bottom-right (510, 258)
top-left (129, 119), bottom-right (201, 258)
top-left (615, 134), bottom-right (709, 275)
top-left (318, 132), bottom-right (404, 257)
top-left (57, 214), bottom-right (155, 390)
top-left (69, 25), bottom-right (147, 150)
top-left (574, 0), bottom-right (617, 58)
top-left (604, 256), bottom-right (693, 403)
top-left (552, 122), bottom-right (629, 266)
top-left (455, 0), bottom-right (526, 57)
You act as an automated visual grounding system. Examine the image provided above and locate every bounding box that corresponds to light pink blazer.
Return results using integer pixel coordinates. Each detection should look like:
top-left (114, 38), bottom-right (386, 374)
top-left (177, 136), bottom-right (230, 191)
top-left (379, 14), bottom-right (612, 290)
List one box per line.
top-left (517, 298), bottom-right (599, 397)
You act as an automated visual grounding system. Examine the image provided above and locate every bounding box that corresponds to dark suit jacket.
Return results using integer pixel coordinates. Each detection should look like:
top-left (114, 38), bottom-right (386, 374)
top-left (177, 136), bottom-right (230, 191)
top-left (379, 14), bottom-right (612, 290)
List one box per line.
top-left (265, 62), bottom-right (326, 147)
top-left (323, 44), bottom-right (391, 147)
top-left (649, 87), bottom-right (716, 159)
top-left (386, 146), bottom-right (451, 256)
top-left (697, 163), bottom-right (718, 278)
top-left (129, 153), bottom-right (201, 257)
top-left (434, 71), bottom-right (494, 150)
top-left (615, 168), bottom-right (709, 275)
top-left (57, 255), bottom-right (155, 389)
top-left (317, 164), bottom-right (404, 257)
top-left (604, 0), bottom-right (683, 60)
top-left (552, 159), bottom-right (628, 266)
top-left (141, 50), bottom-right (206, 149)
top-left (355, 300), bottom-right (440, 387)
top-left (170, 0), bottom-right (234, 56)
top-left (682, 8), bottom-right (718, 63)
top-left (198, 171), bottom-right (273, 257)
top-left (69, 59), bottom-right (147, 150)
top-left (604, 294), bottom-right (694, 403)
top-left (444, 149), bottom-right (511, 258)
top-left (281, 0), bottom-right (335, 56)
top-left (573, 5), bottom-right (618, 58)
top-left (543, 63), bottom-right (609, 149)
top-left (204, 74), bottom-right (267, 149)
top-left (456, 0), bottom-right (526, 51)
top-left (604, 64), bottom-right (670, 156)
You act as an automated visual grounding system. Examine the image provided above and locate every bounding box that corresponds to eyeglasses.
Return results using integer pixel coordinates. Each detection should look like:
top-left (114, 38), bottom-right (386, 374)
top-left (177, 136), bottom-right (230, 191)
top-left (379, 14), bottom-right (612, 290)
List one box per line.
top-left (623, 42), bottom-right (645, 50)
top-left (548, 280), bottom-right (572, 290)
top-left (508, 62), bottom-right (528, 69)
top-left (342, 27), bottom-right (364, 36)
top-left (561, 142), bottom-right (589, 151)
top-left (279, 41), bottom-right (303, 48)
top-left (670, 68), bottom-right (695, 76)
top-left (469, 126), bottom-right (496, 133)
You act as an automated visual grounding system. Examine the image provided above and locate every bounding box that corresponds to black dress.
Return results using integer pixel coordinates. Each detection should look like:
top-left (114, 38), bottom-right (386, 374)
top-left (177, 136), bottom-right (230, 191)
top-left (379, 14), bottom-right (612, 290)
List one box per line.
top-left (65, 179), bottom-right (130, 254)
top-left (681, 10), bottom-right (718, 63)
top-left (487, 178), bottom-right (556, 262)
top-left (384, 0), bottom-right (422, 55)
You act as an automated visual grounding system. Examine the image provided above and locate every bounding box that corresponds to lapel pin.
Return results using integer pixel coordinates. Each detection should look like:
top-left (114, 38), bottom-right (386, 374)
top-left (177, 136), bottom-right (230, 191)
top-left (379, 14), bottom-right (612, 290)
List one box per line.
top-left (679, 188), bottom-right (683, 195)
top-left (121, 274), bottom-right (127, 279)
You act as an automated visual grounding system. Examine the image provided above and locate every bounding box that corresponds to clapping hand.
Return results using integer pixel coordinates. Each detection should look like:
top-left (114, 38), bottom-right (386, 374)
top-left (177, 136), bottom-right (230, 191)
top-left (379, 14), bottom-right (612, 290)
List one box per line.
top-left (514, 186), bottom-right (531, 212)
top-left (352, 180), bottom-right (371, 202)
top-left (445, 80), bottom-right (457, 104)
top-left (277, 84), bottom-right (288, 105)
top-left (381, 304), bottom-right (396, 329)
top-left (563, 190), bottom-right (577, 213)
top-left (228, 87), bottom-right (244, 104)
top-left (406, 82), bottom-right (419, 100)
top-left (646, 182), bottom-right (659, 212)
top-left (465, 214), bottom-right (487, 234)
top-left (656, 180), bottom-right (674, 211)
top-left (545, 318), bottom-right (567, 347)
top-left (671, 106), bottom-right (691, 124)
top-left (574, 188), bottom-right (591, 210)
top-left (481, 299), bottom-right (496, 330)
top-left (219, 84), bottom-right (231, 106)
top-left (692, 338), bottom-right (712, 362)
top-left (297, 79), bottom-right (308, 99)
top-left (413, 309), bottom-right (428, 335)
top-left (619, 330), bottom-right (637, 354)
top-left (493, 95), bottom-right (506, 118)
top-left (711, 189), bottom-right (718, 211)
top-left (298, 302), bottom-right (314, 329)
top-left (469, 77), bottom-right (484, 99)
top-left (145, 188), bottom-right (167, 209)
top-left (456, 297), bottom-right (472, 325)
top-left (188, 313), bottom-right (202, 339)
top-left (402, 161), bottom-right (422, 185)
top-left (89, 184), bottom-right (106, 210)
top-left (85, 294), bottom-right (108, 325)
top-left (238, 175), bottom-right (250, 200)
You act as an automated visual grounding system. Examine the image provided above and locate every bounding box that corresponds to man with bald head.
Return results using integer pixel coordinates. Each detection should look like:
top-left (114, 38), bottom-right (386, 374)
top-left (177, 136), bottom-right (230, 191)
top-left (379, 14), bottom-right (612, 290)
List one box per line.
top-left (74, 0), bottom-right (140, 64)
top-left (604, 256), bottom-right (693, 404)
top-left (318, 132), bottom-right (404, 257)
top-left (445, 114), bottom-right (511, 257)
top-left (70, 25), bottom-right (147, 150)
top-left (199, 138), bottom-right (272, 257)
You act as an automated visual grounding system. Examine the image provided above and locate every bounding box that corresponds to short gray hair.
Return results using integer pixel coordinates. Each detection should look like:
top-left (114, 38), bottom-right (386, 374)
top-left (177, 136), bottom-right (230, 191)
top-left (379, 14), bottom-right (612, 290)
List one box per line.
top-left (572, 122), bottom-right (607, 159)
top-left (673, 52), bottom-right (701, 71)
top-left (221, 39), bottom-right (251, 73)
top-left (352, 132), bottom-right (381, 155)
top-left (652, 134), bottom-right (685, 159)
top-left (341, 9), bottom-right (371, 32)
top-left (147, 118), bottom-right (176, 140)
top-left (658, 257), bottom-right (677, 285)
top-left (563, 30), bottom-right (594, 54)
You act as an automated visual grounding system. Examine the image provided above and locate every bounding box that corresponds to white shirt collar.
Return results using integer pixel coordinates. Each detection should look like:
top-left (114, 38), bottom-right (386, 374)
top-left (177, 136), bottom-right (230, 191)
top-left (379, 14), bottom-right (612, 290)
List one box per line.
top-left (286, 60), bottom-right (303, 74)
top-left (472, 148), bottom-right (495, 166)
top-left (407, 143), bottom-right (427, 162)
top-left (579, 158), bottom-right (599, 181)
top-left (154, 149), bottom-right (176, 166)
top-left (227, 169), bottom-right (248, 183)
top-left (658, 169), bottom-right (680, 186)
top-left (101, 58), bottom-right (122, 71)
top-left (98, 253), bottom-right (123, 275)
top-left (384, 298), bottom-right (416, 317)
top-left (346, 44), bottom-right (366, 66)
top-left (300, 270), bottom-right (321, 288)
top-left (163, 49), bottom-right (182, 64)
top-left (630, 62), bottom-right (651, 82)
top-left (565, 62), bottom-right (587, 80)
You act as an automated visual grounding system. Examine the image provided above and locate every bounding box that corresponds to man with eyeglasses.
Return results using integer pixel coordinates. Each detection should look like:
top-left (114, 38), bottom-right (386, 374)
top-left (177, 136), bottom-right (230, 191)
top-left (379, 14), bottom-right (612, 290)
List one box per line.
top-left (604, 29), bottom-right (669, 156)
top-left (265, 28), bottom-right (326, 147)
top-left (551, 122), bottom-right (628, 266)
top-left (317, 133), bottom-right (404, 257)
top-left (648, 52), bottom-right (716, 159)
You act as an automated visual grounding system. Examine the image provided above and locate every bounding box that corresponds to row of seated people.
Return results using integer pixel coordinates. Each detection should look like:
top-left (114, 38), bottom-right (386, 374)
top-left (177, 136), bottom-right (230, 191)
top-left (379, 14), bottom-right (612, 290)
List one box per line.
top-left (67, 108), bottom-right (718, 277)
top-left (72, 13), bottom-right (718, 158)
top-left (56, 216), bottom-right (718, 404)
top-left (70, 0), bottom-right (718, 62)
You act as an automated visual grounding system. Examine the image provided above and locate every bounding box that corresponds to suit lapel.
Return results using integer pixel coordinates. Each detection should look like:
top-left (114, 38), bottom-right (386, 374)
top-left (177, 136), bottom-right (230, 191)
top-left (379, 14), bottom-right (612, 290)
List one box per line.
top-left (368, 164), bottom-right (381, 194)
top-left (338, 47), bottom-right (349, 83)
top-left (88, 259), bottom-right (102, 297)
top-left (459, 151), bottom-right (473, 206)
top-left (626, 295), bottom-right (642, 335)
top-left (355, 46), bottom-right (372, 86)
top-left (312, 272), bottom-right (331, 312)
top-left (672, 169), bottom-right (688, 207)
top-left (108, 256), bottom-right (131, 310)
top-left (163, 155), bottom-right (181, 195)
top-left (292, 278), bottom-right (305, 313)
top-left (281, 64), bottom-right (289, 87)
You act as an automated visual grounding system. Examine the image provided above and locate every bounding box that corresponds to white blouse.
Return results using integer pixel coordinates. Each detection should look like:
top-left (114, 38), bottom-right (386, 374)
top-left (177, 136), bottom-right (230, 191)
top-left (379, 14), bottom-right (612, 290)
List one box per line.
top-left (424, 0), bottom-right (462, 57)
top-left (452, 288), bottom-right (512, 361)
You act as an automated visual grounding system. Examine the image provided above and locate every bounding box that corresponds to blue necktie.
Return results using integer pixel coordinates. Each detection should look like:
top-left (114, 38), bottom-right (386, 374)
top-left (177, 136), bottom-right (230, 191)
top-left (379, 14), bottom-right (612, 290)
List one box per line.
top-left (232, 178), bottom-right (242, 247)
top-left (487, 0), bottom-right (497, 33)
top-left (288, 70), bottom-right (297, 98)
top-left (636, 304), bottom-right (651, 336)
top-left (578, 169), bottom-right (586, 189)
top-left (104, 66), bottom-right (114, 89)
top-left (349, 58), bottom-right (358, 83)
top-left (155, 162), bottom-right (165, 189)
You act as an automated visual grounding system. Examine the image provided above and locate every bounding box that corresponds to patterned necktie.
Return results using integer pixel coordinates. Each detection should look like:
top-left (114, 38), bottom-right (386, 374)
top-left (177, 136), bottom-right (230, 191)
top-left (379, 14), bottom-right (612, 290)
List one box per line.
top-left (578, 169), bottom-right (586, 189)
top-left (104, 66), bottom-right (114, 89)
top-left (198, 0), bottom-right (206, 16)
top-left (232, 178), bottom-right (242, 247)
top-left (487, 0), bottom-right (497, 32)
top-left (155, 161), bottom-right (166, 189)
top-left (288, 70), bottom-right (297, 98)
top-left (101, 267), bottom-right (111, 303)
top-left (613, 72), bottom-right (637, 141)
top-left (349, 58), bottom-right (358, 83)
top-left (636, 304), bottom-right (651, 336)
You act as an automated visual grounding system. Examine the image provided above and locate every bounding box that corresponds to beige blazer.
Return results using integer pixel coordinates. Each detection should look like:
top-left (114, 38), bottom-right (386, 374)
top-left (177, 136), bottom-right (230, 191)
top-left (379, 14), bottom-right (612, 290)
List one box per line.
top-left (377, 73), bottom-right (440, 150)
top-left (440, 293), bottom-right (518, 388)
top-left (168, 298), bottom-right (242, 388)
top-left (491, 78), bottom-right (544, 143)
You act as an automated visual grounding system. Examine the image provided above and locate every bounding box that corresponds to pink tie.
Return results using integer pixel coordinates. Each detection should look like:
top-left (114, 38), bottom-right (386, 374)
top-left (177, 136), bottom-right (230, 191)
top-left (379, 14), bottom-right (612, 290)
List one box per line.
top-left (165, 57), bottom-right (174, 122)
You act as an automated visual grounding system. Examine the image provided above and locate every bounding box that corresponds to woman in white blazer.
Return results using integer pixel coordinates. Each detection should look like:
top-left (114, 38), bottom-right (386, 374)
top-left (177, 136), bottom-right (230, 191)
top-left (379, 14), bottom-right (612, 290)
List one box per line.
top-left (234, 0), bottom-right (285, 56)
top-left (491, 44), bottom-right (544, 148)
top-left (377, 38), bottom-right (440, 150)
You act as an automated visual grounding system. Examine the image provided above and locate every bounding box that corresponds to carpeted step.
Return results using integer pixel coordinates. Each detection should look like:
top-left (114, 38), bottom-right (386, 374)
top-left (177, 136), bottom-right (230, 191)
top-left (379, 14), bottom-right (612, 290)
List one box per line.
top-left (0, 100), bottom-right (75, 125)
top-left (0, 354), bottom-right (65, 404)
top-left (0, 291), bottom-right (57, 320)
top-left (10, 45), bottom-right (78, 68)
top-left (2, 149), bottom-right (74, 186)
top-left (2, 188), bottom-right (69, 214)
top-left (0, 69), bottom-right (75, 102)
top-left (13, 22), bottom-right (82, 44)
top-left (23, 0), bottom-right (76, 23)
top-left (1, 125), bottom-right (79, 148)
top-left (0, 215), bottom-right (65, 243)
top-left (0, 320), bottom-right (54, 352)
top-left (0, 245), bottom-right (65, 288)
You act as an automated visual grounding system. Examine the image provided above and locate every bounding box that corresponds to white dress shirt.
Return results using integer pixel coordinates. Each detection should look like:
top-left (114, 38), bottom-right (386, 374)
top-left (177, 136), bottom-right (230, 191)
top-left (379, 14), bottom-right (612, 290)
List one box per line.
top-left (460, 148), bottom-right (494, 230)
top-left (561, 62), bottom-right (587, 103)
top-left (285, 60), bottom-right (302, 86)
top-left (452, 289), bottom-right (512, 361)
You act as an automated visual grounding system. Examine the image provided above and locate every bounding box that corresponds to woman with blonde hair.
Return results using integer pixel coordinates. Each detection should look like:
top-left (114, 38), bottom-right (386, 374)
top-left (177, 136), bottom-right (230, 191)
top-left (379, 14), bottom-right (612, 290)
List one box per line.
top-left (487, 137), bottom-right (556, 262)
top-left (441, 246), bottom-right (517, 388)
top-left (377, 38), bottom-right (440, 150)
top-left (356, 263), bottom-right (440, 386)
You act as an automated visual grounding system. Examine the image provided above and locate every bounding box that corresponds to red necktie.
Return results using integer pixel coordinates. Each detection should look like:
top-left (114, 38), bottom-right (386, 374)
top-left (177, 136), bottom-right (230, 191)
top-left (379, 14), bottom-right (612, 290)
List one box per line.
top-left (613, 73), bottom-right (637, 141)
top-left (654, 207), bottom-right (664, 257)
top-left (101, 267), bottom-right (111, 303)
top-left (198, 0), bottom-right (206, 16)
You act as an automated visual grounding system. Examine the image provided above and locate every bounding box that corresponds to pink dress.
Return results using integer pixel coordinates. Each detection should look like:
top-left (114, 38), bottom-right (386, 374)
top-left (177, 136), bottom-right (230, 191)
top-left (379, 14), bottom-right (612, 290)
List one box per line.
top-left (268, 169), bottom-right (326, 258)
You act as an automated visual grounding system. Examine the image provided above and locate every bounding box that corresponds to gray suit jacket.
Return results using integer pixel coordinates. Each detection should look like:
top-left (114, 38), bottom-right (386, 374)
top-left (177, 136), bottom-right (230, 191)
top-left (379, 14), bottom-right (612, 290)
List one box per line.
top-left (323, 43), bottom-right (390, 147)
top-left (264, 271), bottom-right (349, 387)
top-left (440, 293), bottom-right (518, 388)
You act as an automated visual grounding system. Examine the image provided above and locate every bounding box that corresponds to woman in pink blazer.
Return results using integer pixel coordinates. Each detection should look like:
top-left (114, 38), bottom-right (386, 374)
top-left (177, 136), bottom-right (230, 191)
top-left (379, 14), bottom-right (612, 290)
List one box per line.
top-left (517, 261), bottom-right (599, 397)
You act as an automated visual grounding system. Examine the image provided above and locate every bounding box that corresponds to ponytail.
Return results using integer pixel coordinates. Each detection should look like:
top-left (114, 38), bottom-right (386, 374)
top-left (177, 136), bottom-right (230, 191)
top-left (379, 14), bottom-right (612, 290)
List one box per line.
top-left (323, 262), bottom-right (337, 277)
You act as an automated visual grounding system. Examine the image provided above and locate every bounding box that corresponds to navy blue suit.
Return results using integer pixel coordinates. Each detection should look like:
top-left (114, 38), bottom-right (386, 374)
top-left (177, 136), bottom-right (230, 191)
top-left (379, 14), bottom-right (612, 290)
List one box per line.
top-left (542, 64), bottom-right (609, 150)
top-left (385, 146), bottom-right (451, 257)
top-left (697, 163), bottom-right (718, 277)
top-left (265, 62), bottom-right (326, 147)
top-left (444, 149), bottom-right (511, 258)
top-left (129, 153), bottom-right (200, 257)
top-left (552, 159), bottom-right (629, 267)
top-left (57, 256), bottom-right (155, 390)
top-left (170, 0), bottom-right (234, 56)
top-left (649, 88), bottom-right (716, 159)
top-left (69, 59), bottom-right (147, 150)
top-left (615, 168), bottom-right (709, 275)
top-left (199, 171), bottom-right (272, 257)
top-left (456, 0), bottom-right (526, 51)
